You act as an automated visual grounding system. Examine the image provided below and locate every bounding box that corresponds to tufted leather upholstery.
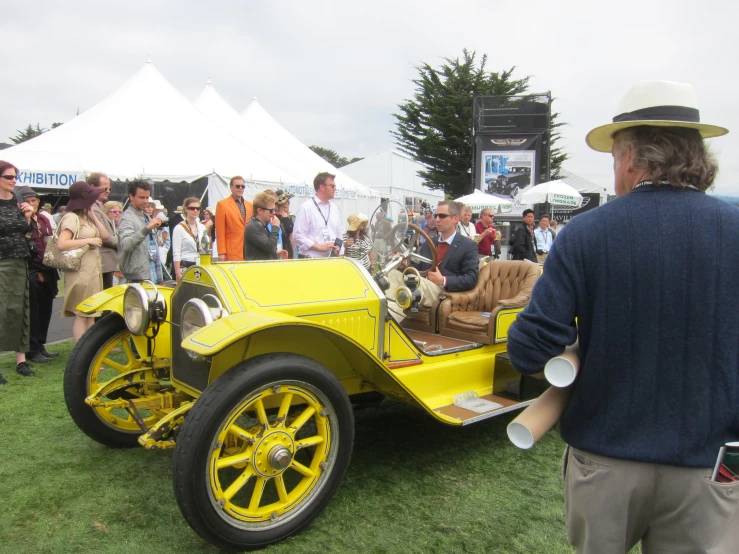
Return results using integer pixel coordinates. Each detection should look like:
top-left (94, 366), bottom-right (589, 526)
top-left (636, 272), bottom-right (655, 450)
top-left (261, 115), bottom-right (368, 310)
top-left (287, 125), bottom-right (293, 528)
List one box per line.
top-left (437, 260), bottom-right (540, 343)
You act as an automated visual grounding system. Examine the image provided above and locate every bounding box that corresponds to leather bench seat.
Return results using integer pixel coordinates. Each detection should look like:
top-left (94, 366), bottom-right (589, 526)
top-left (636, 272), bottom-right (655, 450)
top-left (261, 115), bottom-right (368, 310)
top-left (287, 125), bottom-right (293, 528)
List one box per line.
top-left (438, 260), bottom-right (540, 344)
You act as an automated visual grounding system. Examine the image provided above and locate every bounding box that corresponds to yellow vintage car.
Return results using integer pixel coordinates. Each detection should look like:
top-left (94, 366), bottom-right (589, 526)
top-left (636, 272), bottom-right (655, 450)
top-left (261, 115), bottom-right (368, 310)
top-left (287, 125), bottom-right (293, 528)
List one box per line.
top-left (63, 202), bottom-right (541, 551)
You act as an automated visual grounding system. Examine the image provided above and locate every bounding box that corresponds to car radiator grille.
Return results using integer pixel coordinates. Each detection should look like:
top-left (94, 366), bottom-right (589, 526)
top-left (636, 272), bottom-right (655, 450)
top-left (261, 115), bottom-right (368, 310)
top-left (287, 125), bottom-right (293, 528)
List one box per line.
top-left (171, 282), bottom-right (215, 393)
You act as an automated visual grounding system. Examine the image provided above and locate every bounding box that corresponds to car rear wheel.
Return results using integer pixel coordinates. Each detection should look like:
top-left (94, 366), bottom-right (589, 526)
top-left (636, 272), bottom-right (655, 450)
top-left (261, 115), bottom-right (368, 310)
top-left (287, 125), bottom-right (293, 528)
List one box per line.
top-left (172, 353), bottom-right (354, 550)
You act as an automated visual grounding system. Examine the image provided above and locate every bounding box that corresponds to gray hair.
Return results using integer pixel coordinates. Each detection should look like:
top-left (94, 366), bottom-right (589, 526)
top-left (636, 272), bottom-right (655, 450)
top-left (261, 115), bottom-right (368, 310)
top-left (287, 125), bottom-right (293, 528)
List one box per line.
top-left (613, 126), bottom-right (718, 192)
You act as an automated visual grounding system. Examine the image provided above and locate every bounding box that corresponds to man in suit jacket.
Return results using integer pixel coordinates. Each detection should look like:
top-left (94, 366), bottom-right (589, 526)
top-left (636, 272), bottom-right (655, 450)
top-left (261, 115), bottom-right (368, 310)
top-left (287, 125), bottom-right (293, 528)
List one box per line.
top-left (88, 172), bottom-right (119, 289)
top-left (510, 209), bottom-right (538, 263)
top-left (387, 200), bottom-right (478, 321)
top-left (216, 175), bottom-right (253, 261)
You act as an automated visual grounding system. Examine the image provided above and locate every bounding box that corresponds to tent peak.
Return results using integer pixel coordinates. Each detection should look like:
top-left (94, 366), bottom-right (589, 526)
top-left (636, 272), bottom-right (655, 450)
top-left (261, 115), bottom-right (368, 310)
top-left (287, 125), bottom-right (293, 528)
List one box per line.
top-left (146, 55), bottom-right (152, 63)
top-left (206, 78), bottom-right (212, 85)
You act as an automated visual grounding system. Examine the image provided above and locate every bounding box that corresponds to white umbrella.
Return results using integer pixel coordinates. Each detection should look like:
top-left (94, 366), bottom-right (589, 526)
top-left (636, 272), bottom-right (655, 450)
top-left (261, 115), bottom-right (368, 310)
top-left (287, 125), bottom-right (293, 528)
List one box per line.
top-left (455, 190), bottom-right (513, 213)
top-left (519, 180), bottom-right (583, 208)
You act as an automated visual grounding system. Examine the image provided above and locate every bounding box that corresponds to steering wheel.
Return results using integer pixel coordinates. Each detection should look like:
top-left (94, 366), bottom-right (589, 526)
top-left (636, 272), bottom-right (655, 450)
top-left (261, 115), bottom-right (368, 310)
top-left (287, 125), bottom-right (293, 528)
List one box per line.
top-left (390, 223), bottom-right (438, 273)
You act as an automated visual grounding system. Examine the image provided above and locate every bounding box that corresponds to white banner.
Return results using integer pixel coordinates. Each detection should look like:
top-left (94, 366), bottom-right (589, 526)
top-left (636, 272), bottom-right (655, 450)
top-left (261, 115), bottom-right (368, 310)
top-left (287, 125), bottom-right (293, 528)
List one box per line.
top-left (16, 170), bottom-right (84, 189)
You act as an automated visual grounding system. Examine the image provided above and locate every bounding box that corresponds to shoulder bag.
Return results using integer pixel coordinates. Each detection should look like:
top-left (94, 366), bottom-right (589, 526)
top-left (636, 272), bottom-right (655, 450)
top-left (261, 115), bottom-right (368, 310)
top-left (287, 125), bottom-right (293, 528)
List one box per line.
top-left (42, 213), bottom-right (90, 272)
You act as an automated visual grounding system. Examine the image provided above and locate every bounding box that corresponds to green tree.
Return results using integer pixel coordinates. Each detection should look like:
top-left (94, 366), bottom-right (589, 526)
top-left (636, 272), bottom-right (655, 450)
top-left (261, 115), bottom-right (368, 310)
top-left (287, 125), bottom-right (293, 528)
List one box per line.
top-left (10, 123), bottom-right (46, 144)
top-left (8, 121), bottom-right (64, 145)
top-left (309, 145), bottom-right (363, 168)
top-left (393, 49), bottom-right (567, 198)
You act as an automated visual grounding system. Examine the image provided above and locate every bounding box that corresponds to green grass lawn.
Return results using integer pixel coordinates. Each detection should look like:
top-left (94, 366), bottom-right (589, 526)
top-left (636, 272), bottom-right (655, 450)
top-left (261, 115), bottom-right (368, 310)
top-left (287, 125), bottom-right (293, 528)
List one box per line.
top-left (0, 343), bottom-right (575, 554)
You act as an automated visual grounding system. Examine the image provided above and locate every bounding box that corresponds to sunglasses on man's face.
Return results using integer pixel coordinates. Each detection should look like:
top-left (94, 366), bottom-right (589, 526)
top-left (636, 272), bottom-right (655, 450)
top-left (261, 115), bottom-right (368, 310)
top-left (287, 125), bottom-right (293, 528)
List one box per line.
top-left (260, 207), bottom-right (276, 214)
top-left (323, 183), bottom-right (336, 189)
top-left (1, 174), bottom-right (17, 180)
top-left (434, 213), bottom-right (451, 219)
top-left (233, 184), bottom-right (246, 189)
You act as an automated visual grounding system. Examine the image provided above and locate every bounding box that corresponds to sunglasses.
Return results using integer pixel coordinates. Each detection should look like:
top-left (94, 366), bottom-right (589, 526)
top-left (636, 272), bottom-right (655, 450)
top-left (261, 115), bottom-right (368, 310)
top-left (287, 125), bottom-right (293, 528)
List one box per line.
top-left (434, 213), bottom-right (451, 219)
top-left (233, 184), bottom-right (246, 189)
top-left (323, 184), bottom-right (336, 189)
top-left (186, 206), bottom-right (201, 211)
top-left (1, 174), bottom-right (18, 180)
top-left (259, 207), bottom-right (276, 214)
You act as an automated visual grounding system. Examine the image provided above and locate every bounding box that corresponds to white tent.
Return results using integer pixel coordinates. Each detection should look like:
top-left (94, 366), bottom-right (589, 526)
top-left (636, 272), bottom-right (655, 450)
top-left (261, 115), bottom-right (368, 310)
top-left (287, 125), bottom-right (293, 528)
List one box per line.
top-left (4, 60), bottom-right (301, 204)
top-left (341, 150), bottom-right (445, 211)
top-left (194, 81), bottom-right (380, 217)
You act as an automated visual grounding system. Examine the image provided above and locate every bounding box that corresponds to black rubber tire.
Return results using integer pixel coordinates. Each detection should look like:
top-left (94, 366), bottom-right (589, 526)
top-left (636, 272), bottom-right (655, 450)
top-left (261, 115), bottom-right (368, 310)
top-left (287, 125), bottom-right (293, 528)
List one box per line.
top-left (63, 313), bottom-right (143, 448)
top-left (172, 353), bottom-right (354, 551)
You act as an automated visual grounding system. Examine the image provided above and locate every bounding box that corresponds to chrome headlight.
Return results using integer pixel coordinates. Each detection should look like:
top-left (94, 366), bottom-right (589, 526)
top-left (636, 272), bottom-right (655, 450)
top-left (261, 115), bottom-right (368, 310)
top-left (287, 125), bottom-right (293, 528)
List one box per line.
top-left (123, 282), bottom-right (167, 335)
top-left (181, 294), bottom-right (226, 341)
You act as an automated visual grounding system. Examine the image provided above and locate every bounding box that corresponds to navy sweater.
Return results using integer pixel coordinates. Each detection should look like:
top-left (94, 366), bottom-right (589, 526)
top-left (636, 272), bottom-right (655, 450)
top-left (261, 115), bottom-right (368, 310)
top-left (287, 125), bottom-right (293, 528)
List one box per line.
top-left (508, 185), bottom-right (739, 467)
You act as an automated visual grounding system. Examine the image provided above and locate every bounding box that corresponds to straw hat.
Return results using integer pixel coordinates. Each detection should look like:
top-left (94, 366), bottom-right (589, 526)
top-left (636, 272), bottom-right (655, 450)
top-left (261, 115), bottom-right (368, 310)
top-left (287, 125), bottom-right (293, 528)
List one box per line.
top-left (174, 205), bottom-right (183, 215)
top-left (148, 199), bottom-right (165, 211)
top-left (586, 80), bottom-right (729, 153)
top-left (205, 206), bottom-right (216, 215)
top-left (42, 203), bottom-right (52, 211)
top-left (347, 212), bottom-right (369, 232)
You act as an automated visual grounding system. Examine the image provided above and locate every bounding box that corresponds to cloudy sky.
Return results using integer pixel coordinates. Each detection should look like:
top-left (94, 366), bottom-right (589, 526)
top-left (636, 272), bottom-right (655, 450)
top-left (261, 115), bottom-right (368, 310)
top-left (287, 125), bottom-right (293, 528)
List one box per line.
top-left (3, 0), bottom-right (738, 195)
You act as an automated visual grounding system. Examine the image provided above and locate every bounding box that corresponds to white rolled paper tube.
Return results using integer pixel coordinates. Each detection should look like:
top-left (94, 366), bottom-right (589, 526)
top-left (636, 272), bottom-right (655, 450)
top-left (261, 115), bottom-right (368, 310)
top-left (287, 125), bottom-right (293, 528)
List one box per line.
top-left (544, 346), bottom-right (580, 388)
top-left (507, 421), bottom-right (535, 450)
top-left (507, 385), bottom-right (574, 450)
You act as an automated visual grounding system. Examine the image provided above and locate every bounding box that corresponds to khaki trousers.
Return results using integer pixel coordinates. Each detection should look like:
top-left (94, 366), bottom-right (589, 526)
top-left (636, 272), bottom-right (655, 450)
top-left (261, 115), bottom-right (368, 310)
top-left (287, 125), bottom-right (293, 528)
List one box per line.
top-left (563, 446), bottom-right (739, 554)
top-left (386, 270), bottom-right (443, 322)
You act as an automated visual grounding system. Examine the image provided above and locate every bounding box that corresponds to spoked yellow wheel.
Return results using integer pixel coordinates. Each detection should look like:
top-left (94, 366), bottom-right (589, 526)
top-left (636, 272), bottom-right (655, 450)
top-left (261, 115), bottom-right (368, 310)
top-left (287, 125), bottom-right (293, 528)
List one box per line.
top-left (64, 313), bottom-right (170, 447)
top-left (173, 354), bottom-right (354, 551)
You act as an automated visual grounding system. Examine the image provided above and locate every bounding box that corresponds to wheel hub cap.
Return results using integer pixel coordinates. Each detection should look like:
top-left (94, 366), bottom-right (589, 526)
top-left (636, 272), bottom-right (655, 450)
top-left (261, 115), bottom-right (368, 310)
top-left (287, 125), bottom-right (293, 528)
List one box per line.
top-left (268, 446), bottom-right (292, 470)
top-left (253, 431), bottom-right (294, 477)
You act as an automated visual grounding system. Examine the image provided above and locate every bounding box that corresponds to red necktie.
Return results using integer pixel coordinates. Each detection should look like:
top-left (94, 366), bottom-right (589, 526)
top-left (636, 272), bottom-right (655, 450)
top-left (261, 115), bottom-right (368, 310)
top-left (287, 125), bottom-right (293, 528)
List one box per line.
top-left (436, 242), bottom-right (450, 269)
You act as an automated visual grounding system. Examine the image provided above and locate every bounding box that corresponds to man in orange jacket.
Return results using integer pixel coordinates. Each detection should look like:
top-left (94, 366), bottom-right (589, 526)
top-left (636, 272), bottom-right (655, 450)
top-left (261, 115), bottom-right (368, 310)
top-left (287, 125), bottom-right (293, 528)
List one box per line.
top-left (216, 175), bottom-right (253, 261)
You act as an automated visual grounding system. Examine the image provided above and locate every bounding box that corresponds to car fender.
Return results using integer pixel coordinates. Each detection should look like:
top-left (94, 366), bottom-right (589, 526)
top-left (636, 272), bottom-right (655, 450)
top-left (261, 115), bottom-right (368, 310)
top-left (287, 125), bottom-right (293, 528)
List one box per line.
top-left (181, 310), bottom-right (378, 358)
top-left (75, 284), bottom-right (174, 316)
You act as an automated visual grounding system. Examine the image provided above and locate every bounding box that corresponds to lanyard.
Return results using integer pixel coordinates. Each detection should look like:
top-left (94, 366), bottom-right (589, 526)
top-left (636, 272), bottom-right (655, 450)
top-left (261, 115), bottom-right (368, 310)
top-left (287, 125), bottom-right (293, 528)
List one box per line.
top-left (312, 199), bottom-right (330, 227)
top-left (634, 179), bottom-right (699, 192)
top-left (459, 223), bottom-right (470, 237)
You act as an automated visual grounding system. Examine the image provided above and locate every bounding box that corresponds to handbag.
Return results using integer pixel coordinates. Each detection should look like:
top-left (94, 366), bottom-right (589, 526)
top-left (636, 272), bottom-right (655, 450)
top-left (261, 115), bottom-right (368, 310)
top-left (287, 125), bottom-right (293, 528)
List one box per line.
top-left (42, 213), bottom-right (90, 272)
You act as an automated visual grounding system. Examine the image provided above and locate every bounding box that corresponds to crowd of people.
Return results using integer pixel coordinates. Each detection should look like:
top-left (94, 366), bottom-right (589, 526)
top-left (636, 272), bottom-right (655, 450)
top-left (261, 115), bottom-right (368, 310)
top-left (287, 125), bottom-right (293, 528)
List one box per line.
top-left (0, 161), bottom-right (561, 384)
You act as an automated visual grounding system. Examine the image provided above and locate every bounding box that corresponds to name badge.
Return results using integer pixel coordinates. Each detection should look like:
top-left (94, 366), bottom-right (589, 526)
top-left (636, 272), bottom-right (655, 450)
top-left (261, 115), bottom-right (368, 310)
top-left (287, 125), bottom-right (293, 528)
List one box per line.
top-left (322, 229), bottom-right (331, 242)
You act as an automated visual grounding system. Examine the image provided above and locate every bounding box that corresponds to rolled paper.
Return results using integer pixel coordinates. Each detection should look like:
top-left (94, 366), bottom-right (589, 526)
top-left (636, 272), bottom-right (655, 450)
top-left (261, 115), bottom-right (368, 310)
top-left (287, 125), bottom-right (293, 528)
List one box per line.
top-left (544, 344), bottom-right (580, 387)
top-left (507, 385), bottom-right (574, 450)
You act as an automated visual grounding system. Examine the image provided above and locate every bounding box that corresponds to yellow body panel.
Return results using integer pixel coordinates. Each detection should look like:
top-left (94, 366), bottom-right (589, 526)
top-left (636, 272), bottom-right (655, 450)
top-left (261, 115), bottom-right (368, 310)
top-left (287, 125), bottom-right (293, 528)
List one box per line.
top-left (88, 258), bottom-right (528, 427)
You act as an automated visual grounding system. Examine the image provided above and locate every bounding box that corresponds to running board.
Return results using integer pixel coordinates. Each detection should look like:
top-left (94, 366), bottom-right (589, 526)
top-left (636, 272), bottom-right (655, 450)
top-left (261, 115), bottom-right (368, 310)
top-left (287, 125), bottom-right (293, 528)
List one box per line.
top-left (433, 393), bottom-right (536, 425)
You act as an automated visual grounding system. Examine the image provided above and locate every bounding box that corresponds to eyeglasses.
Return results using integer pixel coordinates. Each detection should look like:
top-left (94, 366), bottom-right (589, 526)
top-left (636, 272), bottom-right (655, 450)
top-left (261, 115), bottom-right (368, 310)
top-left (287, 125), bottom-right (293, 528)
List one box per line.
top-left (108, 210), bottom-right (122, 214)
top-left (1, 174), bottom-right (17, 180)
top-left (434, 213), bottom-right (451, 219)
top-left (323, 183), bottom-right (336, 189)
top-left (186, 206), bottom-right (201, 211)
top-left (482, 213), bottom-right (494, 218)
top-left (233, 184), bottom-right (246, 189)
top-left (259, 207), bottom-right (276, 214)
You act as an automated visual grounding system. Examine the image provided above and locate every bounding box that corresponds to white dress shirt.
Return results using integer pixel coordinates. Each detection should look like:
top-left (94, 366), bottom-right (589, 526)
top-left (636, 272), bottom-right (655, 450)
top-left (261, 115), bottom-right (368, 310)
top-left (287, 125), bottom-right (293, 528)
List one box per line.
top-left (534, 227), bottom-right (554, 253)
top-left (293, 196), bottom-right (343, 257)
top-left (457, 221), bottom-right (477, 240)
top-left (172, 220), bottom-right (207, 263)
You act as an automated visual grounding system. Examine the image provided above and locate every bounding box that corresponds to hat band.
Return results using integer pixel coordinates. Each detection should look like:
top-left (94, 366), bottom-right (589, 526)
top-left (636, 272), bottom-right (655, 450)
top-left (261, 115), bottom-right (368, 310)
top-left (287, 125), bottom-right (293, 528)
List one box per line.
top-left (612, 105), bottom-right (700, 124)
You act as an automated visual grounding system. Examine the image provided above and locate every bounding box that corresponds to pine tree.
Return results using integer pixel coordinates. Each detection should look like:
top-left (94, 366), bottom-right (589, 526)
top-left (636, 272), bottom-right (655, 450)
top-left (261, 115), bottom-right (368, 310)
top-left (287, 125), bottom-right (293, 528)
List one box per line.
top-left (393, 49), bottom-right (567, 198)
top-left (10, 123), bottom-right (46, 144)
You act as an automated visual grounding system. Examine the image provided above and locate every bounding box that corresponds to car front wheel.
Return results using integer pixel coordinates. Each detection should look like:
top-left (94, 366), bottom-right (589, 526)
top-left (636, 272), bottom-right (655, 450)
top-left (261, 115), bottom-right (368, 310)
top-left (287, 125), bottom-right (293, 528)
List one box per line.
top-left (172, 353), bottom-right (354, 550)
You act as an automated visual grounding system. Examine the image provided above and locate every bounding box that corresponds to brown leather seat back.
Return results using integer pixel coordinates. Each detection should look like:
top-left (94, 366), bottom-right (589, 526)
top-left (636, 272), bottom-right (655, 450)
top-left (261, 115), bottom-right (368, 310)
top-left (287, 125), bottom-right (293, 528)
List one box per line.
top-left (481, 260), bottom-right (539, 311)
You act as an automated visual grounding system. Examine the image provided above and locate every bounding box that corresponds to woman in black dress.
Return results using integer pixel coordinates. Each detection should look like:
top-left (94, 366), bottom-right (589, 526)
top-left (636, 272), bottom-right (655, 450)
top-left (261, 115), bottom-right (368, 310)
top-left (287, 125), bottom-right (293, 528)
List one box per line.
top-left (0, 161), bottom-right (36, 384)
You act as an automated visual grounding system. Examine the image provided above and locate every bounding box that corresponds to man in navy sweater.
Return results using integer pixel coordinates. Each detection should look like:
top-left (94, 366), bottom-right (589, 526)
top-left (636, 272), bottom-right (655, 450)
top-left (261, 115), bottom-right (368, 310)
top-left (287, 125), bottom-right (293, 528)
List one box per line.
top-left (508, 81), bottom-right (738, 554)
